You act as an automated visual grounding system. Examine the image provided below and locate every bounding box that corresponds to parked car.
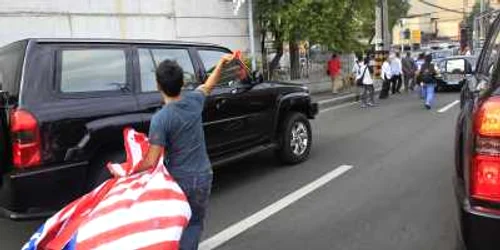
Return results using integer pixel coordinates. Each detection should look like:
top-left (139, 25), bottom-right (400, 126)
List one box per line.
top-left (455, 15), bottom-right (500, 250)
top-left (0, 38), bottom-right (318, 219)
top-left (434, 56), bottom-right (477, 91)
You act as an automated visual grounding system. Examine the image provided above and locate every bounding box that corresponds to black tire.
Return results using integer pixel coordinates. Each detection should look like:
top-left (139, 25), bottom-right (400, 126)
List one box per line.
top-left (86, 151), bottom-right (126, 191)
top-left (276, 112), bottom-right (312, 164)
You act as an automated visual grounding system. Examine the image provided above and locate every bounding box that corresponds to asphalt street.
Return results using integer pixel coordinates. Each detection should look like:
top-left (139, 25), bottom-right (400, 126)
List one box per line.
top-left (0, 91), bottom-right (461, 250)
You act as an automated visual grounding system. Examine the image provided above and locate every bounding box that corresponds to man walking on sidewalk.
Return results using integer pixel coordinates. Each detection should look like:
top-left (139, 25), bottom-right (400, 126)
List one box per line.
top-left (359, 57), bottom-right (375, 108)
top-left (390, 52), bottom-right (403, 94)
top-left (328, 54), bottom-right (342, 94)
top-left (352, 55), bottom-right (363, 101)
top-left (380, 54), bottom-right (392, 99)
top-left (402, 52), bottom-right (416, 92)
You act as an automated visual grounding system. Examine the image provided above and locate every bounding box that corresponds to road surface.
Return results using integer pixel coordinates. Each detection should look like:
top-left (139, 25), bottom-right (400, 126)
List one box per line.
top-left (1, 91), bottom-right (461, 250)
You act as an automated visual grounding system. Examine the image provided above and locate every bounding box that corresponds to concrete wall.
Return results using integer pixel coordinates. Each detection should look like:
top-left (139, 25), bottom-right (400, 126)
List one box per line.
top-left (0, 0), bottom-right (259, 53)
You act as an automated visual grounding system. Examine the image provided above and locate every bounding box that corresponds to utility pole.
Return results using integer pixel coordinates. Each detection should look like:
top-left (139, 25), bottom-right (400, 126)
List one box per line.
top-left (480, 0), bottom-right (485, 40)
top-left (247, 0), bottom-right (257, 71)
top-left (375, 0), bottom-right (390, 52)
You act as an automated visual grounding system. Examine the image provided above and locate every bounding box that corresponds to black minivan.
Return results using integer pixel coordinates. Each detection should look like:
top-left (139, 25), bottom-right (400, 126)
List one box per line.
top-left (0, 38), bottom-right (317, 219)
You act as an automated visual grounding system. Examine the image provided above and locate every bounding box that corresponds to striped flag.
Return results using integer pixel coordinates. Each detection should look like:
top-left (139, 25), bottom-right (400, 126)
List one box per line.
top-left (23, 128), bottom-right (191, 250)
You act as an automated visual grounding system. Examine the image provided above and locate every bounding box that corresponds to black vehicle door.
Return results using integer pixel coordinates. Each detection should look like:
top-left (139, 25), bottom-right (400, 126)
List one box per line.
top-left (35, 45), bottom-right (143, 165)
top-left (196, 48), bottom-right (276, 158)
top-left (133, 46), bottom-right (201, 137)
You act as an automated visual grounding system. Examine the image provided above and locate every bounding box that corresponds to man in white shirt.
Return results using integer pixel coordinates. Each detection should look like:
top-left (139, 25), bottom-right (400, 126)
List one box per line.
top-left (352, 55), bottom-right (363, 101)
top-left (379, 53), bottom-right (392, 99)
top-left (390, 52), bottom-right (403, 94)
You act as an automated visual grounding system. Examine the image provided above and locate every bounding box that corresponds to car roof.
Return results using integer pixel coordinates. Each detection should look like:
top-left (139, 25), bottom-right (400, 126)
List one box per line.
top-left (9, 38), bottom-right (227, 49)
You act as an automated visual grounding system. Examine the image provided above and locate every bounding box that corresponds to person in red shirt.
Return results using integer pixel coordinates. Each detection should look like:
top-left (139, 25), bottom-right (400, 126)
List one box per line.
top-left (328, 54), bottom-right (342, 94)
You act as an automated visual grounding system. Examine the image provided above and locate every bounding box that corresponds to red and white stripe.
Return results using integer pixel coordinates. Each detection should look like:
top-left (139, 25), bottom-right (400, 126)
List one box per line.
top-left (32, 128), bottom-right (191, 250)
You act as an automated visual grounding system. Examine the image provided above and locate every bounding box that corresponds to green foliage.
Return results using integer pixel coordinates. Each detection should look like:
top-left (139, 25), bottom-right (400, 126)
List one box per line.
top-left (256, 0), bottom-right (376, 52)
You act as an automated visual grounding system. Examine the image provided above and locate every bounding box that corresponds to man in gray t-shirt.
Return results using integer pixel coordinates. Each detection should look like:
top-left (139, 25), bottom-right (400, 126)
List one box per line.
top-left (131, 54), bottom-right (234, 250)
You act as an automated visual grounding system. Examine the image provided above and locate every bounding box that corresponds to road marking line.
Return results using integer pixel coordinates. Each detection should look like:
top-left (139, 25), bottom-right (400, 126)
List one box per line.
top-left (199, 165), bottom-right (353, 250)
top-left (320, 102), bottom-right (358, 114)
top-left (437, 100), bottom-right (460, 113)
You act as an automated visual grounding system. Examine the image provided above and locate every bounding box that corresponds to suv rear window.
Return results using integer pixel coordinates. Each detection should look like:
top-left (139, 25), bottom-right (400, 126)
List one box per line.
top-left (0, 41), bottom-right (27, 96)
top-left (60, 49), bottom-right (127, 93)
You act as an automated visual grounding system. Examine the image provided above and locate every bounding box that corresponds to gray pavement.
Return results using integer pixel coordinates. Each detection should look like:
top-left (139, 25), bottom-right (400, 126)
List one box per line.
top-left (0, 91), bottom-right (461, 250)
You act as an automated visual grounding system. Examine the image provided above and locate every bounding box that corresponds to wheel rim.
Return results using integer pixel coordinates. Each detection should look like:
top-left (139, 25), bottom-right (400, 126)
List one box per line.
top-left (290, 121), bottom-right (309, 156)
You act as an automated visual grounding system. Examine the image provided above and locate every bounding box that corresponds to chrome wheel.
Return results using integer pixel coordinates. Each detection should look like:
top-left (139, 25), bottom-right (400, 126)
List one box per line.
top-left (290, 121), bottom-right (309, 156)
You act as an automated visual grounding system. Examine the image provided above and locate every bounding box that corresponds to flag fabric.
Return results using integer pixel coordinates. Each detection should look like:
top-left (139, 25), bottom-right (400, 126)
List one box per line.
top-left (23, 128), bottom-right (191, 250)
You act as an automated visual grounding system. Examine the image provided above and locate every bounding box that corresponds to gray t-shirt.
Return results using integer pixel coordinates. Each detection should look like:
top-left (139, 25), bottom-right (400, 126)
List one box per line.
top-left (148, 89), bottom-right (212, 178)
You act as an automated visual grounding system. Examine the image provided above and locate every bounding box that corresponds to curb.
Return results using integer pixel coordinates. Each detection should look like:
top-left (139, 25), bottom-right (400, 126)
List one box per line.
top-left (316, 88), bottom-right (382, 110)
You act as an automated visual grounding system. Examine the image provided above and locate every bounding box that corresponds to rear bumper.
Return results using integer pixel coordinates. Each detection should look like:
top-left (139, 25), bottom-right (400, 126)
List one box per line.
top-left (0, 161), bottom-right (88, 220)
top-left (459, 201), bottom-right (500, 250)
top-left (455, 178), bottom-right (500, 250)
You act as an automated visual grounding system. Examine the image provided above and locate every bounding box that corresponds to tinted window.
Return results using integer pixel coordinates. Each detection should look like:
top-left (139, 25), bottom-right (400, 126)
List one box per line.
top-left (198, 49), bottom-right (250, 87)
top-left (138, 48), bottom-right (195, 92)
top-left (60, 49), bottom-right (127, 93)
top-left (0, 41), bottom-right (26, 95)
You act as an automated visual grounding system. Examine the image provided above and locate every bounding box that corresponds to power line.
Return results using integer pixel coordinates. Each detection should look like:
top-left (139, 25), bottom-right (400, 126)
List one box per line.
top-left (417, 0), bottom-right (465, 14)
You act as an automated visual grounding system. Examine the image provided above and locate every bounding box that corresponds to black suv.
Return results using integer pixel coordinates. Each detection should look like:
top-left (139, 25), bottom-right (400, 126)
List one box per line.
top-left (0, 38), bottom-right (318, 219)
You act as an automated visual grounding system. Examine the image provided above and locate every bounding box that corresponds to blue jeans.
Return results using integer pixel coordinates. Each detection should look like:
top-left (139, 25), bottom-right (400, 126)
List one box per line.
top-left (175, 173), bottom-right (213, 250)
top-left (424, 83), bottom-right (435, 106)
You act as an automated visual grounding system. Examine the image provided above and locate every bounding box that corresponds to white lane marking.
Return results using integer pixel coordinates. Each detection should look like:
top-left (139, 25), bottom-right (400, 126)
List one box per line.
top-left (320, 102), bottom-right (358, 114)
top-left (437, 100), bottom-right (460, 113)
top-left (199, 165), bottom-right (353, 250)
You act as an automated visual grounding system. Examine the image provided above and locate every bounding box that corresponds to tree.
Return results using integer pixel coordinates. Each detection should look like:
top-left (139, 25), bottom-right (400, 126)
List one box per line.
top-left (256, 0), bottom-right (409, 79)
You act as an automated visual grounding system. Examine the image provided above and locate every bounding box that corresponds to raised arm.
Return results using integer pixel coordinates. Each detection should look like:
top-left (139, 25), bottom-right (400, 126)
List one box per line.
top-left (197, 54), bottom-right (235, 96)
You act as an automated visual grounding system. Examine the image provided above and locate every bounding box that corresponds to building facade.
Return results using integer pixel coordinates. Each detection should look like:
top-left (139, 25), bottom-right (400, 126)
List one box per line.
top-left (393, 0), bottom-right (500, 45)
top-left (0, 0), bottom-right (259, 53)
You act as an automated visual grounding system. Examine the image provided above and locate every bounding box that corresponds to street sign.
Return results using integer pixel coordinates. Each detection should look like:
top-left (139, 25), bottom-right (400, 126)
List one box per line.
top-left (411, 30), bottom-right (422, 44)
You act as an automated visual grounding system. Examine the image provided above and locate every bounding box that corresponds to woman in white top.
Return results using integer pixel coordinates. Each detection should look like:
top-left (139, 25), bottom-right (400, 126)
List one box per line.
top-left (358, 57), bottom-right (375, 108)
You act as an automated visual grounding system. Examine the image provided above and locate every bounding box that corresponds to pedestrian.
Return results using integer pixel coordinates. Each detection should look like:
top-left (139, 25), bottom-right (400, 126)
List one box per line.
top-left (132, 54), bottom-right (235, 249)
top-left (328, 54), bottom-right (342, 94)
top-left (415, 53), bottom-right (426, 99)
top-left (402, 52), bottom-right (416, 92)
top-left (418, 54), bottom-right (438, 110)
top-left (390, 52), bottom-right (403, 94)
top-left (352, 55), bottom-right (363, 101)
top-left (379, 53), bottom-right (392, 99)
top-left (358, 57), bottom-right (375, 108)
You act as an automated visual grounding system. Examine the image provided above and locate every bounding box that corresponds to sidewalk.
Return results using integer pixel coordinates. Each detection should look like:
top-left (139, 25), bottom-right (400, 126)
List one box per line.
top-left (310, 79), bottom-right (383, 109)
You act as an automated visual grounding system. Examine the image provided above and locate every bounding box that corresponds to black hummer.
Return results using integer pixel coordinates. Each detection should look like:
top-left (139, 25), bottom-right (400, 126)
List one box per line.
top-left (0, 38), bottom-right (318, 219)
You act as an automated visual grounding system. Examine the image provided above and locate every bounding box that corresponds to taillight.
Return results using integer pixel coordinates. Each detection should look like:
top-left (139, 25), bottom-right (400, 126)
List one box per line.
top-left (10, 109), bottom-right (41, 168)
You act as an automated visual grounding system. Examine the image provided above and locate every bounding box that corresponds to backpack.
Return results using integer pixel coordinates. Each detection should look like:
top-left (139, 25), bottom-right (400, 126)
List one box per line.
top-left (421, 64), bottom-right (435, 84)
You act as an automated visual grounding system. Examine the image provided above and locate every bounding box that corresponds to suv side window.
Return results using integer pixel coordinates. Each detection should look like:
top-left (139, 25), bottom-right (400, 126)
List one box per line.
top-left (60, 49), bottom-right (127, 93)
top-left (138, 48), bottom-right (196, 92)
top-left (198, 49), bottom-right (251, 88)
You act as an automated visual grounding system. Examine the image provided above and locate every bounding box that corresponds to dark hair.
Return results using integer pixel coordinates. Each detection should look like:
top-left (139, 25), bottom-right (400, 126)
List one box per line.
top-left (357, 55), bottom-right (363, 62)
top-left (364, 57), bottom-right (370, 65)
top-left (396, 52), bottom-right (400, 57)
top-left (406, 52), bottom-right (411, 57)
top-left (155, 60), bottom-right (184, 97)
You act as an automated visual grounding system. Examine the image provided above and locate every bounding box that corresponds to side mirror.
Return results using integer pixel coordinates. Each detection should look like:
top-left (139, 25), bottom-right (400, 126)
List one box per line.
top-left (252, 71), bottom-right (264, 84)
